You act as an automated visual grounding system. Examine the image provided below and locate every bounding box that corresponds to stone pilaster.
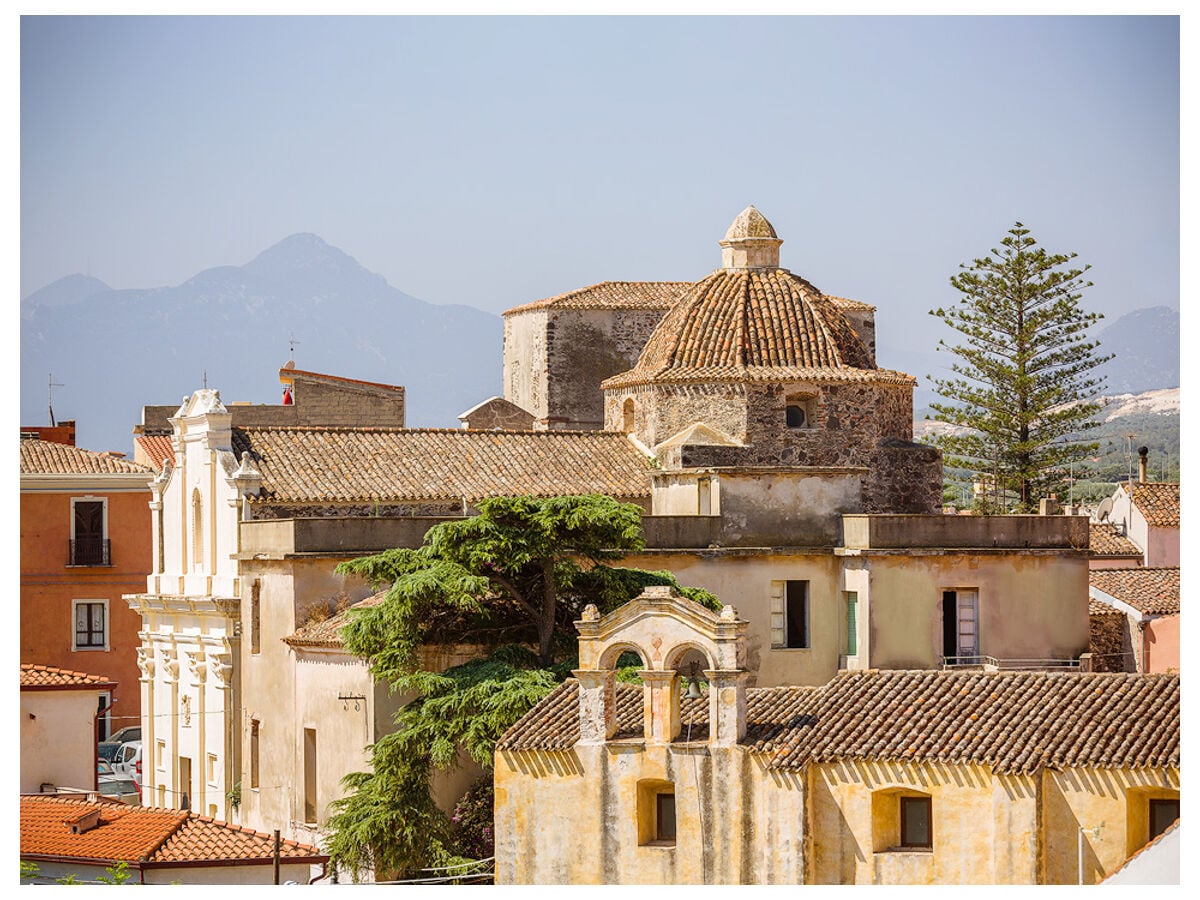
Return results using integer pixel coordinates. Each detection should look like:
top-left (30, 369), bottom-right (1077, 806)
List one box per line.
top-left (573, 669), bottom-right (617, 744)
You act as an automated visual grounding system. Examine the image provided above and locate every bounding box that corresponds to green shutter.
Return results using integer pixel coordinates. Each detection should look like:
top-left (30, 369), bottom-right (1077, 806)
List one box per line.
top-left (845, 593), bottom-right (858, 656)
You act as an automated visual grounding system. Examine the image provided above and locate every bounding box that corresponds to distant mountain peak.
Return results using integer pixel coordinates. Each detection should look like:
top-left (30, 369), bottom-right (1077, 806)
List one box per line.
top-left (243, 232), bottom-right (382, 287)
top-left (21, 273), bottom-right (112, 314)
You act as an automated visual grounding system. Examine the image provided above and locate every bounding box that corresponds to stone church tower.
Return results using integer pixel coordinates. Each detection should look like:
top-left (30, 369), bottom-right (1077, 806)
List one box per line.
top-left (602, 206), bottom-right (940, 513)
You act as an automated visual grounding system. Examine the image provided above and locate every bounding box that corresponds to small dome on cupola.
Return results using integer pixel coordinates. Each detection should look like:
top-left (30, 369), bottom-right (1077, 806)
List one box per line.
top-left (720, 205), bottom-right (783, 269)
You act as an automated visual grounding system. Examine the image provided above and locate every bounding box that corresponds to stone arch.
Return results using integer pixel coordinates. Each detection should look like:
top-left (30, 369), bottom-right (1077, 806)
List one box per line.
top-left (622, 397), bottom-right (636, 433)
top-left (597, 641), bottom-right (650, 671)
top-left (663, 640), bottom-right (715, 673)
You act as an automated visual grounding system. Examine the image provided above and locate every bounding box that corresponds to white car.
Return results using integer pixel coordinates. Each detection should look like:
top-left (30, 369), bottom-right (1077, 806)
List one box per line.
top-left (97, 773), bottom-right (141, 805)
top-left (112, 741), bottom-right (143, 785)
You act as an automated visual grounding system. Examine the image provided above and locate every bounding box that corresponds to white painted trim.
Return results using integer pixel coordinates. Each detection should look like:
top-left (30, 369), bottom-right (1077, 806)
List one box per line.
top-left (72, 598), bottom-right (110, 652)
top-left (21, 473), bottom-right (154, 492)
top-left (1088, 587), bottom-right (1146, 621)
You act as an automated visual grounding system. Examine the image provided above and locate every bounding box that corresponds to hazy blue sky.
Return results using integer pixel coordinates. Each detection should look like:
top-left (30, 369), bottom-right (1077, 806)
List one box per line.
top-left (21, 15), bottom-right (1179, 346)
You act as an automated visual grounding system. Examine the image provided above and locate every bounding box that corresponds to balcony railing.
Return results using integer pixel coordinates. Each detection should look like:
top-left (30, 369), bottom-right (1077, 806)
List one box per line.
top-left (941, 655), bottom-right (1080, 672)
top-left (69, 538), bottom-right (110, 566)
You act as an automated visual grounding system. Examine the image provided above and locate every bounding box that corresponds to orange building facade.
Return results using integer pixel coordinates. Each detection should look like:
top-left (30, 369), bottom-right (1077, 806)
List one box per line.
top-left (20, 439), bottom-right (153, 738)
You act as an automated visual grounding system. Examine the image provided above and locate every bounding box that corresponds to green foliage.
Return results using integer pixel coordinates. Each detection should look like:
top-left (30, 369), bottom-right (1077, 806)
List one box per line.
top-left (327, 494), bottom-right (718, 879)
top-left (97, 860), bottom-right (133, 885)
top-left (20, 860), bottom-right (40, 881)
top-left (56, 873), bottom-right (82, 885)
top-left (928, 223), bottom-right (1110, 511)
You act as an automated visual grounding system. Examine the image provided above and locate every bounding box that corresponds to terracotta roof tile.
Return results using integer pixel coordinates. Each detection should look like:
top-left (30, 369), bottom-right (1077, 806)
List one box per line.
top-left (278, 367), bottom-right (406, 393)
top-left (20, 796), bottom-right (326, 864)
top-left (1090, 567), bottom-right (1180, 616)
top-left (1128, 482), bottom-right (1180, 527)
top-left (504, 281), bottom-right (691, 315)
top-left (1088, 599), bottom-right (1125, 616)
top-left (235, 427), bottom-right (654, 506)
top-left (498, 670), bottom-right (1179, 775)
top-left (823, 294), bottom-right (875, 312)
top-left (134, 435), bottom-right (175, 473)
top-left (20, 664), bottom-right (116, 690)
top-left (1089, 522), bottom-right (1142, 557)
top-left (601, 270), bottom-right (902, 390)
top-left (20, 440), bottom-right (152, 476)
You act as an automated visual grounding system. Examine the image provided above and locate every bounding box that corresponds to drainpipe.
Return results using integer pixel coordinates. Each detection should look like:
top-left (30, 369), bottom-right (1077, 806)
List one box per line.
top-left (1139, 619), bottom-right (1149, 673)
top-left (94, 700), bottom-right (114, 791)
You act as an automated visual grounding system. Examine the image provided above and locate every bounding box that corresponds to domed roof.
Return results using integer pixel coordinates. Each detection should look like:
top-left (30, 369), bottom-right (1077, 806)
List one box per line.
top-left (603, 208), bottom-right (914, 390)
top-left (723, 205), bottom-right (778, 241)
top-left (604, 269), bottom-right (880, 388)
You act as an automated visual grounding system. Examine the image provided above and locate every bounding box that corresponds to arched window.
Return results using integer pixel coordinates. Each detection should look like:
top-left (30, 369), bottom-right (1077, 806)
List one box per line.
top-left (622, 398), bottom-right (636, 433)
top-left (786, 392), bottom-right (817, 429)
top-left (191, 488), bottom-right (203, 570)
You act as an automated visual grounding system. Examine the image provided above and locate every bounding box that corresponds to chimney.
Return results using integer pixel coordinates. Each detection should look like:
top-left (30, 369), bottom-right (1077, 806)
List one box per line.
top-left (1138, 446), bottom-right (1149, 483)
top-left (65, 808), bottom-right (102, 834)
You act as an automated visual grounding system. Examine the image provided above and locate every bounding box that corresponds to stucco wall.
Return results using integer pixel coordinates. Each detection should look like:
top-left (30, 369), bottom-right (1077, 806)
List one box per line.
top-left (21, 488), bottom-right (151, 734)
top-left (1144, 615), bottom-right (1179, 673)
top-left (1042, 766), bottom-right (1179, 884)
top-left (862, 553), bottom-right (1090, 669)
top-left (495, 743), bottom-right (804, 884)
top-left (808, 760), bottom-right (1039, 884)
top-left (20, 690), bottom-right (103, 794)
top-left (503, 310), bottom-right (550, 424)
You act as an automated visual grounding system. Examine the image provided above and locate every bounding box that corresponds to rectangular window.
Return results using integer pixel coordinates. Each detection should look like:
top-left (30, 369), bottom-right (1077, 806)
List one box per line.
top-left (1149, 798), bottom-right (1180, 839)
top-left (770, 581), bottom-right (810, 649)
top-left (73, 601), bottom-right (107, 650)
top-left (900, 796), bottom-right (932, 848)
top-left (250, 720), bottom-right (260, 789)
top-left (207, 753), bottom-right (218, 786)
top-left (303, 728), bottom-right (318, 823)
top-left (156, 740), bottom-right (165, 769)
top-left (70, 498), bottom-right (109, 565)
top-left (845, 592), bottom-right (858, 656)
top-left (96, 693), bottom-right (111, 740)
top-left (179, 756), bottom-right (192, 811)
top-left (656, 792), bottom-right (676, 842)
top-left (942, 589), bottom-right (979, 663)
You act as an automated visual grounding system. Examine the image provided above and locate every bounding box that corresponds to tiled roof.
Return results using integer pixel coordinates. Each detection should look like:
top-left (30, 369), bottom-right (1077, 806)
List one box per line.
top-left (601, 269), bottom-right (898, 389)
top-left (503, 281), bottom-right (691, 315)
top-left (1090, 567), bottom-right (1180, 616)
top-left (498, 670), bottom-right (1179, 775)
top-left (20, 664), bottom-right (116, 690)
top-left (20, 796), bottom-right (326, 864)
top-left (1088, 599), bottom-right (1125, 616)
top-left (20, 440), bottom-right (152, 475)
top-left (1129, 482), bottom-right (1180, 527)
top-left (1089, 522), bottom-right (1142, 557)
top-left (234, 427), bottom-right (654, 505)
top-left (283, 593), bottom-right (386, 648)
top-left (823, 294), bottom-right (875, 312)
top-left (604, 364), bottom-right (915, 389)
top-left (134, 435), bottom-right (175, 473)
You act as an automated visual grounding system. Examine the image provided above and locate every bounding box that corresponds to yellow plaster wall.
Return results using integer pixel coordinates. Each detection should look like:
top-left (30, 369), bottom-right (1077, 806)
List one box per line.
top-left (808, 759), bottom-right (1037, 884)
top-left (1041, 766), bottom-right (1180, 884)
top-left (495, 744), bottom-right (805, 884)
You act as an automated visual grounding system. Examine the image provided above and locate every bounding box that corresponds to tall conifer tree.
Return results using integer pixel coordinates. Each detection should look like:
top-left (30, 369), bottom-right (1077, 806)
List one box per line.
top-left (929, 223), bottom-right (1110, 511)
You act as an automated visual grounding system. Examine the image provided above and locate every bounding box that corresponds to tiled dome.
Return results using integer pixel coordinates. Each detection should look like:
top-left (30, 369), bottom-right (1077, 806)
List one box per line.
top-left (604, 208), bottom-right (881, 388)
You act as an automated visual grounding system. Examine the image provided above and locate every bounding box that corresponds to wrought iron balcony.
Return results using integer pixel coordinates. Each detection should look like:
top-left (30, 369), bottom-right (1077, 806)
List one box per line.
top-left (69, 538), bottom-right (110, 566)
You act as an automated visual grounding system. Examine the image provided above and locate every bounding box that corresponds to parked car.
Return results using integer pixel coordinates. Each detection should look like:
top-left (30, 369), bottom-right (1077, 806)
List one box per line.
top-left (97, 773), bottom-right (140, 805)
top-left (109, 725), bottom-right (141, 745)
top-left (112, 741), bottom-right (143, 785)
top-left (97, 761), bottom-right (114, 775)
top-left (98, 741), bottom-right (121, 764)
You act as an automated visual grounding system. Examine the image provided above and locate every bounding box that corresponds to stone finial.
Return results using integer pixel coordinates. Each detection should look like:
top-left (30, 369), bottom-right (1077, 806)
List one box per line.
top-left (720, 605), bottom-right (738, 621)
top-left (581, 604), bottom-right (600, 622)
top-left (720, 205), bottom-right (783, 269)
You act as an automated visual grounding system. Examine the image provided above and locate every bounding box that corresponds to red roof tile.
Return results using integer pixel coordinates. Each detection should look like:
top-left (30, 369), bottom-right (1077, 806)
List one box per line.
top-left (1089, 522), bottom-right (1142, 557)
top-left (20, 440), bottom-right (152, 476)
top-left (499, 670), bottom-right (1179, 775)
top-left (134, 435), bottom-right (175, 473)
top-left (504, 281), bottom-right (691, 315)
top-left (20, 664), bottom-right (116, 691)
top-left (1128, 482), bottom-right (1180, 527)
top-left (234, 427), bottom-right (654, 506)
top-left (1090, 567), bottom-right (1180, 616)
top-left (20, 796), bottom-right (326, 865)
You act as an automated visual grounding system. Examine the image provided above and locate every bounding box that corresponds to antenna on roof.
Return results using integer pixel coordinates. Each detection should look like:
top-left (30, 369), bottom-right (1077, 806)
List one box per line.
top-left (48, 372), bottom-right (64, 427)
top-left (289, 332), bottom-right (301, 363)
top-left (203, 369), bottom-right (208, 390)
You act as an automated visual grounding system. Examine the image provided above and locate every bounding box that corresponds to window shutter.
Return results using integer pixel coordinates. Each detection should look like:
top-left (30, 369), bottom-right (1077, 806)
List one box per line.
top-left (770, 581), bottom-right (785, 648)
top-left (846, 594), bottom-right (858, 656)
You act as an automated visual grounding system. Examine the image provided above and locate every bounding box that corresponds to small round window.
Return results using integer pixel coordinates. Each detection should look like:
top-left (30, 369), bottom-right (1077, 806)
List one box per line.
top-left (786, 405), bottom-right (806, 428)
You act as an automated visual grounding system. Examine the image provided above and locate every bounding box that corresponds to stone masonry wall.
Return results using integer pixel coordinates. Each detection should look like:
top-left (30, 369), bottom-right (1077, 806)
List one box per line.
top-left (503, 310), bottom-right (550, 424)
top-left (546, 309), bottom-right (669, 430)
